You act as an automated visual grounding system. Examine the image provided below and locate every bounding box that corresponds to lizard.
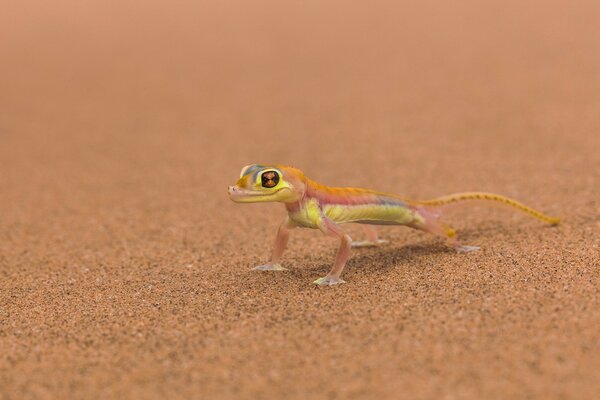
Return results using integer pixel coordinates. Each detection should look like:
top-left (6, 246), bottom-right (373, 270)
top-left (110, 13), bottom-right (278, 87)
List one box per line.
top-left (228, 164), bottom-right (560, 286)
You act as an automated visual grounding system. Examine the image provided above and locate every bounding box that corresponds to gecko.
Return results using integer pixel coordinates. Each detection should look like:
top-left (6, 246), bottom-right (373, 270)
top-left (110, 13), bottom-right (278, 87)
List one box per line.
top-left (228, 164), bottom-right (560, 286)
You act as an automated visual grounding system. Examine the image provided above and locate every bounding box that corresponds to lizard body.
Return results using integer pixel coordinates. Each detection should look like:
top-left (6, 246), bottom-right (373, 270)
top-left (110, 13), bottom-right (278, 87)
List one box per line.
top-left (228, 164), bottom-right (560, 285)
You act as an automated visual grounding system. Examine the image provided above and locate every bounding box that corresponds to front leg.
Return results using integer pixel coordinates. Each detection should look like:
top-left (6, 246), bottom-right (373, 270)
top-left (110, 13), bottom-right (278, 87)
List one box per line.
top-left (253, 217), bottom-right (295, 271)
top-left (314, 218), bottom-right (352, 286)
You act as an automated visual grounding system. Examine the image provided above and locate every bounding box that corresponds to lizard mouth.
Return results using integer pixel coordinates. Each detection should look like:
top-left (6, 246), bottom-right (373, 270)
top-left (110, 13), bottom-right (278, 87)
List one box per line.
top-left (228, 186), bottom-right (288, 203)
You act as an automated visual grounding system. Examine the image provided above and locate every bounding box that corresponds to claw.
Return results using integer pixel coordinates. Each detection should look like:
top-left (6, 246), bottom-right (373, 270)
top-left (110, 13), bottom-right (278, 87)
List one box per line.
top-left (252, 263), bottom-right (287, 271)
top-left (313, 276), bottom-right (346, 286)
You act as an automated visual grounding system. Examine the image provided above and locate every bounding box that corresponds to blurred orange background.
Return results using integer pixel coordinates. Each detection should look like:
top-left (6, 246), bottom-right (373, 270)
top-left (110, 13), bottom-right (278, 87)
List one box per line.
top-left (1, 1), bottom-right (599, 399)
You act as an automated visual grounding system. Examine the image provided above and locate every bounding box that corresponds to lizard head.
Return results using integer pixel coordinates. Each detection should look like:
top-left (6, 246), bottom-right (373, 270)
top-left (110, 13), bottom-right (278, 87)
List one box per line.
top-left (228, 164), bottom-right (305, 203)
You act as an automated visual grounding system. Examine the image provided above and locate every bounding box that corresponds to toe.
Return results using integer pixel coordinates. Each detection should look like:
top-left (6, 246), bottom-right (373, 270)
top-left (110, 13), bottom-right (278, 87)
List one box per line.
top-left (456, 245), bottom-right (480, 253)
top-left (351, 241), bottom-right (373, 248)
top-left (351, 239), bottom-right (388, 248)
top-left (313, 276), bottom-right (346, 286)
top-left (252, 263), bottom-right (287, 271)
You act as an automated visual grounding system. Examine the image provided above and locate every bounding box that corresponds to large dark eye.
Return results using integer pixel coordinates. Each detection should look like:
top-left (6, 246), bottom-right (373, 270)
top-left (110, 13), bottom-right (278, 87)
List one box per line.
top-left (261, 171), bottom-right (280, 188)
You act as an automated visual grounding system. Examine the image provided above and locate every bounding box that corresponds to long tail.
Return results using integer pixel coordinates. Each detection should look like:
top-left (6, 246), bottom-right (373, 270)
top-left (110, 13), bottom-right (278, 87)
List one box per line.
top-left (416, 192), bottom-right (560, 225)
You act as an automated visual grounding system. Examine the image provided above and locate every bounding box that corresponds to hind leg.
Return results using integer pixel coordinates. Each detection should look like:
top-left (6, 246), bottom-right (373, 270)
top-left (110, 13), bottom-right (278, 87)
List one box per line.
top-left (420, 221), bottom-right (479, 252)
top-left (412, 208), bottom-right (479, 252)
top-left (351, 225), bottom-right (388, 248)
top-left (442, 225), bottom-right (479, 252)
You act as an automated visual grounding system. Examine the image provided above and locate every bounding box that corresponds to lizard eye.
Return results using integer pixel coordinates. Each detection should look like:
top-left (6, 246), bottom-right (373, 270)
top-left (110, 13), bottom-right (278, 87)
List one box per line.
top-left (261, 171), bottom-right (279, 188)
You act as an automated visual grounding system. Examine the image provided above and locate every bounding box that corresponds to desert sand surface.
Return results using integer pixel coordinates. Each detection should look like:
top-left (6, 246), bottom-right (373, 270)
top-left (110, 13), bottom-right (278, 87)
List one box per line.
top-left (1, 1), bottom-right (599, 399)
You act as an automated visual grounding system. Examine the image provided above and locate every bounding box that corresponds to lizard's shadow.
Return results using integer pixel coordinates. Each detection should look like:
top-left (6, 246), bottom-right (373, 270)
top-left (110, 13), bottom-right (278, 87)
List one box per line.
top-left (290, 221), bottom-right (558, 277)
top-left (299, 224), bottom-right (501, 276)
top-left (351, 242), bottom-right (451, 273)
top-left (299, 241), bottom-right (452, 276)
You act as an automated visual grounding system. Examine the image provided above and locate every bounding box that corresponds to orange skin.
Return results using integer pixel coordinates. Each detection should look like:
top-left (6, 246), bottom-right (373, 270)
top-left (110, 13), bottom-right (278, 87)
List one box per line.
top-left (229, 164), bottom-right (559, 286)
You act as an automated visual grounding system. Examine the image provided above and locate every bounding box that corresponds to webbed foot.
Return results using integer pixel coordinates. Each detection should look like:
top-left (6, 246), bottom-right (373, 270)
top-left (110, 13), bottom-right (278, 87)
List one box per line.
top-left (313, 276), bottom-right (346, 286)
top-left (455, 245), bottom-right (480, 253)
top-left (252, 263), bottom-right (287, 271)
top-left (351, 239), bottom-right (388, 248)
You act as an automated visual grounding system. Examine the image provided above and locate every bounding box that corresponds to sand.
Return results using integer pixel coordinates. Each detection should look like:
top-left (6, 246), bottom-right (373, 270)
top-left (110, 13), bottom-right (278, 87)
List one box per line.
top-left (1, 1), bottom-right (599, 399)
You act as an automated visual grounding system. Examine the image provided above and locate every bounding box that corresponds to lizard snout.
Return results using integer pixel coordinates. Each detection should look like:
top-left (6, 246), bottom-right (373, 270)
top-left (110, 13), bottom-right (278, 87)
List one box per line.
top-left (228, 185), bottom-right (246, 198)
